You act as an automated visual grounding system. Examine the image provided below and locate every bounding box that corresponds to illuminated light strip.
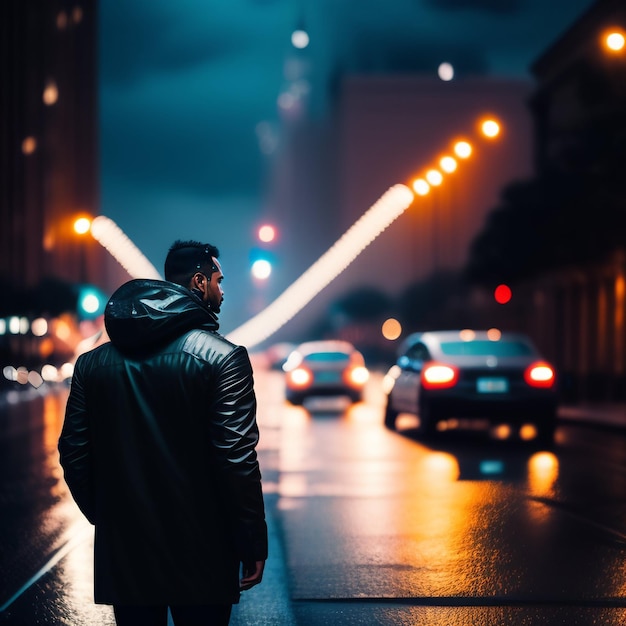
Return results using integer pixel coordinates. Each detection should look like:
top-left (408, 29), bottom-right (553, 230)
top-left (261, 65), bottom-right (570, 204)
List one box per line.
top-left (226, 184), bottom-right (414, 347)
top-left (90, 216), bottom-right (162, 280)
top-left (91, 115), bottom-right (499, 349)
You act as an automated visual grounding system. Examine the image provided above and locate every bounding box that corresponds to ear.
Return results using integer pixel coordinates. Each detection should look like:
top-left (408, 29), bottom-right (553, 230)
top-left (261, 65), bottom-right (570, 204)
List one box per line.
top-left (191, 272), bottom-right (207, 293)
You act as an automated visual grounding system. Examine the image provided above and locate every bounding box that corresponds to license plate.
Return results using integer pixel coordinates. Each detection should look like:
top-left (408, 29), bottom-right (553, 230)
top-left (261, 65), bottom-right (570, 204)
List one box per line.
top-left (315, 371), bottom-right (340, 383)
top-left (476, 377), bottom-right (509, 393)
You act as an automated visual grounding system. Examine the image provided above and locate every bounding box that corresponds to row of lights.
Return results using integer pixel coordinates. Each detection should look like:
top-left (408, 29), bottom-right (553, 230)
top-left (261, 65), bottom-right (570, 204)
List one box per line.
top-left (410, 118), bottom-right (500, 197)
top-left (3, 363), bottom-right (74, 388)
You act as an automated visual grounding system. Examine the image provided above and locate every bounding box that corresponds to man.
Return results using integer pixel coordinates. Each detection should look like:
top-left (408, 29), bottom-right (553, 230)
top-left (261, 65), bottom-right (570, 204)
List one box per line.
top-left (59, 240), bottom-right (267, 626)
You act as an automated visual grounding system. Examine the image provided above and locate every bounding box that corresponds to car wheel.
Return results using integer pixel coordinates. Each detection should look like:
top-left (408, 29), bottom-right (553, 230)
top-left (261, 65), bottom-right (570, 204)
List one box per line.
top-left (384, 395), bottom-right (399, 430)
top-left (535, 410), bottom-right (556, 445)
top-left (417, 401), bottom-right (439, 436)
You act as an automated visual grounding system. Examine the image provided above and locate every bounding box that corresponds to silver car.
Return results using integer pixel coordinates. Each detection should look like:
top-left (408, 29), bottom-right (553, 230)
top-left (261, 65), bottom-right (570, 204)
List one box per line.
top-left (283, 340), bottom-right (370, 405)
top-left (383, 330), bottom-right (558, 442)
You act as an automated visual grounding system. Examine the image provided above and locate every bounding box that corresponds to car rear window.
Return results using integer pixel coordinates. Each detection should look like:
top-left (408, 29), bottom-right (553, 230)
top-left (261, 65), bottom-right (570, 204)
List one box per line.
top-left (439, 340), bottom-right (533, 357)
top-left (304, 352), bottom-right (350, 362)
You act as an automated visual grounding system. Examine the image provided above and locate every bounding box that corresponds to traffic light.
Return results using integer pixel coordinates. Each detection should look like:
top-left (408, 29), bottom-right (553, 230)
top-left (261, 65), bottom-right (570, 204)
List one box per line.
top-left (77, 285), bottom-right (107, 319)
top-left (494, 284), bottom-right (512, 305)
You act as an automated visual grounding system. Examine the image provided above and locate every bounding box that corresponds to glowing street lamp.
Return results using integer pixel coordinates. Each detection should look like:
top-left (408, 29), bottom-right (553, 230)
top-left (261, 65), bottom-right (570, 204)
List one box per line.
top-left (412, 178), bottom-right (430, 196)
top-left (603, 29), bottom-right (625, 53)
top-left (480, 119), bottom-right (501, 139)
top-left (453, 141), bottom-right (472, 159)
top-left (440, 156), bottom-right (457, 173)
top-left (426, 169), bottom-right (443, 186)
top-left (73, 216), bottom-right (92, 235)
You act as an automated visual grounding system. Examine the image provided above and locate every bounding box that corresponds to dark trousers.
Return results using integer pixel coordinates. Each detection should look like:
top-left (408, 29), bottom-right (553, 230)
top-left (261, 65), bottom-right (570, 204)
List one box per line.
top-left (113, 604), bottom-right (232, 626)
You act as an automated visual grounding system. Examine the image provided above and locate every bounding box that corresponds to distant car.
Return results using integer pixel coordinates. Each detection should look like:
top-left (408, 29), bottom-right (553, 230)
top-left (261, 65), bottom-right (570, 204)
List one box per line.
top-left (283, 340), bottom-right (370, 405)
top-left (383, 330), bottom-right (558, 442)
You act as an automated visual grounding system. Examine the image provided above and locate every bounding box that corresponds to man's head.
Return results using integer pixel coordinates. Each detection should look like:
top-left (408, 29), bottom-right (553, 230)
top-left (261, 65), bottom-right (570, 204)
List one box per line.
top-left (164, 240), bottom-right (224, 313)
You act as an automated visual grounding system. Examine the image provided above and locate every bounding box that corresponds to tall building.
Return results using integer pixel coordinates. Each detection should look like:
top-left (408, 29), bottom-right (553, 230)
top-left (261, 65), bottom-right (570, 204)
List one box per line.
top-left (1, 0), bottom-right (123, 309)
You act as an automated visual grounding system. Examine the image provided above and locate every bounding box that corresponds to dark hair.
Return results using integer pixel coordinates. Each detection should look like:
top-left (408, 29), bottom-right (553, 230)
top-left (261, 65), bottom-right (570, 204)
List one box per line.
top-left (164, 240), bottom-right (220, 286)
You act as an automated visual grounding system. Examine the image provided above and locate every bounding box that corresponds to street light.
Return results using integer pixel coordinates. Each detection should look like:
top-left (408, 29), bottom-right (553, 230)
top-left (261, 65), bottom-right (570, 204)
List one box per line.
top-left (453, 140), bottom-right (472, 159)
top-left (602, 29), bottom-right (625, 53)
top-left (480, 118), bottom-right (501, 139)
top-left (73, 216), bottom-right (92, 235)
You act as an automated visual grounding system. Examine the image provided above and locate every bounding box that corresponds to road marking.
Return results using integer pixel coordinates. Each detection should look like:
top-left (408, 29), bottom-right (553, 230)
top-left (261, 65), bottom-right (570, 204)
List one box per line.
top-left (0, 522), bottom-right (93, 613)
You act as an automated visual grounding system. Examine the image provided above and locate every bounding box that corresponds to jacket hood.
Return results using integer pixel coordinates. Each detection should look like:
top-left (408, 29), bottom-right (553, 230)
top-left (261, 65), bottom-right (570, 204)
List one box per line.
top-left (104, 279), bottom-right (219, 353)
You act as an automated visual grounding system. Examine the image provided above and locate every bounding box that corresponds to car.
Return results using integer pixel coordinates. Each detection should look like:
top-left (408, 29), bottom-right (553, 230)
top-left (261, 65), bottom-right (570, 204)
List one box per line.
top-left (383, 330), bottom-right (558, 442)
top-left (283, 340), bottom-right (370, 405)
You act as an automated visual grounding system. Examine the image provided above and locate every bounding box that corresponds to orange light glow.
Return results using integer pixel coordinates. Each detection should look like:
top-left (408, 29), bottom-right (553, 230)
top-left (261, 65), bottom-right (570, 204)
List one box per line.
top-left (382, 318), bottom-right (402, 340)
top-left (347, 366), bottom-right (370, 386)
top-left (426, 169), bottom-right (443, 186)
top-left (287, 367), bottom-right (312, 388)
top-left (440, 156), bottom-right (457, 173)
top-left (412, 178), bottom-right (430, 195)
top-left (480, 118), bottom-right (501, 139)
top-left (603, 29), bottom-right (625, 52)
top-left (22, 137), bottom-right (37, 155)
top-left (43, 81), bottom-right (59, 106)
top-left (487, 328), bottom-right (502, 341)
top-left (453, 141), bottom-right (472, 159)
top-left (73, 217), bottom-right (92, 235)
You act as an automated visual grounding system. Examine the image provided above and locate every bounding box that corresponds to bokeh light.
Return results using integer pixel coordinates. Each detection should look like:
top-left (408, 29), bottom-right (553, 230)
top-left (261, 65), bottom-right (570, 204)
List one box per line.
top-left (453, 141), bottom-right (472, 159)
top-left (494, 284), bottom-right (512, 304)
top-left (437, 62), bottom-right (454, 81)
top-left (481, 118), bottom-right (501, 138)
top-left (412, 178), bottom-right (430, 195)
top-left (73, 217), bottom-right (92, 235)
top-left (425, 169), bottom-right (443, 186)
top-left (604, 30), bottom-right (625, 52)
top-left (258, 224), bottom-right (276, 243)
top-left (291, 29), bottom-right (309, 49)
top-left (251, 259), bottom-right (272, 280)
top-left (382, 318), bottom-right (402, 340)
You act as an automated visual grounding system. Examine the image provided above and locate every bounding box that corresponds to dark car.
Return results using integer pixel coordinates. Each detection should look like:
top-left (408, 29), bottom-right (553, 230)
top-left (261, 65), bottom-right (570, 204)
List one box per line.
top-left (383, 330), bottom-right (558, 442)
top-left (283, 340), bottom-right (370, 405)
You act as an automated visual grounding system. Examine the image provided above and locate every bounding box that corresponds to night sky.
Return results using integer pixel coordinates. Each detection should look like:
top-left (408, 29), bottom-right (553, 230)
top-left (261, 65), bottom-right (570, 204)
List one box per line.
top-left (98, 0), bottom-right (595, 332)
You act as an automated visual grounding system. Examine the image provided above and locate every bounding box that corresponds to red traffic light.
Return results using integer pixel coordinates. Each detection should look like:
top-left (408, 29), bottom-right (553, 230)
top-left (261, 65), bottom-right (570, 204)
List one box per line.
top-left (494, 284), bottom-right (512, 304)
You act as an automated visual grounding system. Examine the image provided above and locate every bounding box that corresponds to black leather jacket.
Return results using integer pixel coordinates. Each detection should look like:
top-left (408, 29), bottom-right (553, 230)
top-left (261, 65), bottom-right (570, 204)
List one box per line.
top-left (58, 279), bottom-right (267, 605)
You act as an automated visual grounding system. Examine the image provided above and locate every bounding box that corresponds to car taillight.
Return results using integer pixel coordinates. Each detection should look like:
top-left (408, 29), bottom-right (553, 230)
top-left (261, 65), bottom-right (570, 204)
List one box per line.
top-left (421, 362), bottom-right (459, 389)
top-left (346, 365), bottom-right (369, 387)
top-left (287, 367), bottom-right (312, 388)
top-left (524, 361), bottom-right (555, 388)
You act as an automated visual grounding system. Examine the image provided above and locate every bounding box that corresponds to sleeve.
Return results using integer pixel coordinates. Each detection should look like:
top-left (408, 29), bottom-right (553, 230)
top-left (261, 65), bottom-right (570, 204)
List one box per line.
top-left (58, 358), bottom-right (96, 524)
top-left (208, 345), bottom-right (268, 561)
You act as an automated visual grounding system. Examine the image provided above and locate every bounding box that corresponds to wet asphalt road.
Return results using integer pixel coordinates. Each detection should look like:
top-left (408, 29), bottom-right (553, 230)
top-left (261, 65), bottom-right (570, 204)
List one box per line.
top-left (1, 368), bottom-right (626, 625)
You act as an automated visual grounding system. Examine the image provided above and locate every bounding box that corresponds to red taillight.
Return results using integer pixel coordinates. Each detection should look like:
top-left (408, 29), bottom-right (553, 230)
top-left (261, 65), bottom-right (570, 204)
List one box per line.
top-left (421, 362), bottom-right (459, 389)
top-left (524, 361), bottom-right (555, 388)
